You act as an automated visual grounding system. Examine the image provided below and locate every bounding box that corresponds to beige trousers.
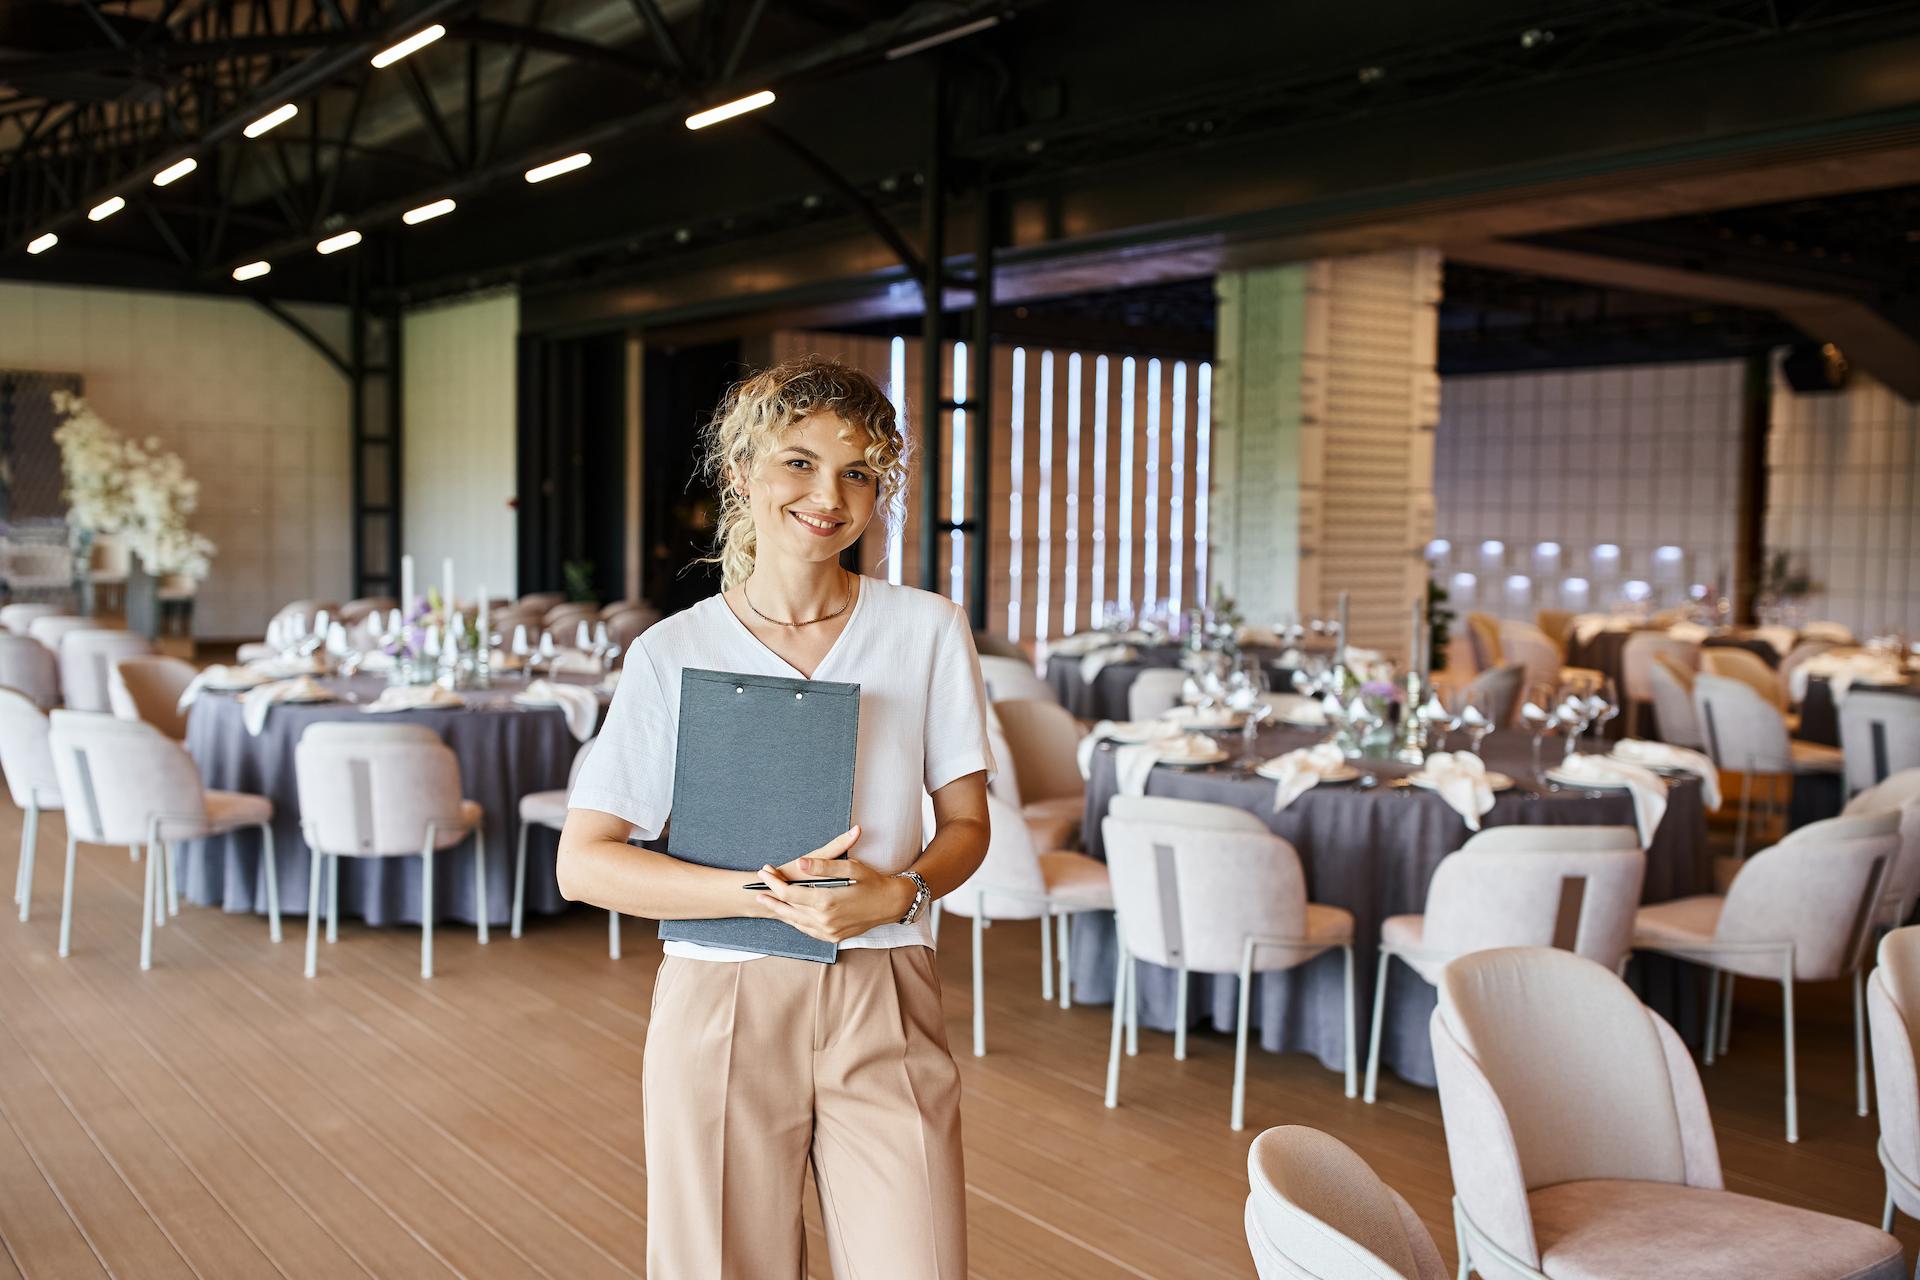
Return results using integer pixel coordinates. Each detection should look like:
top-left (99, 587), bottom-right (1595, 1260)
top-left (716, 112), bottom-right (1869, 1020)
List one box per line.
top-left (643, 946), bottom-right (968, 1279)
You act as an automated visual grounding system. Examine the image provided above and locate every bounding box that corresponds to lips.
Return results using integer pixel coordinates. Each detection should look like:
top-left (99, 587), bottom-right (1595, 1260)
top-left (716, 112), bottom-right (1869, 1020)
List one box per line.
top-left (789, 509), bottom-right (844, 537)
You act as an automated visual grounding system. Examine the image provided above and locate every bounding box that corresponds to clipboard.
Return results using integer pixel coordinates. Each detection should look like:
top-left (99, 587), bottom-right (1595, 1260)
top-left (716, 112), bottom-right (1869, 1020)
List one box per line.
top-left (659, 667), bottom-right (860, 962)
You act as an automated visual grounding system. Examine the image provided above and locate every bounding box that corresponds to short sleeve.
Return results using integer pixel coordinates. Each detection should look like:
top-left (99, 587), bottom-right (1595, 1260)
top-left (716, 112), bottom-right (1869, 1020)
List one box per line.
top-left (923, 603), bottom-right (995, 794)
top-left (567, 636), bottom-right (675, 839)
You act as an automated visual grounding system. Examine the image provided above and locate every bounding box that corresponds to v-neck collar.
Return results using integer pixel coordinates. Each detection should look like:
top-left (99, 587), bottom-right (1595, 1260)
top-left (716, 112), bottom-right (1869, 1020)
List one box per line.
top-left (715, 573), bottom-right (869, 681)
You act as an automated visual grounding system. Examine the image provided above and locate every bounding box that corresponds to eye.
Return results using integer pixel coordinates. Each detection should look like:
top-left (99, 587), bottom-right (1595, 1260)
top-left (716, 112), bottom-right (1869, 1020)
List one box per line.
top-left (843, 470), bottom-right (873, 485)
top-left (784, 458), bottom-right (811, 471)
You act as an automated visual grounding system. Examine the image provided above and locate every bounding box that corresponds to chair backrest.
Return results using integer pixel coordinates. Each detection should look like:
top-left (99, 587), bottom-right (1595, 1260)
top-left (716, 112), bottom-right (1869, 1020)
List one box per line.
top-left (1102, 805), bottom-right (1310, 974)
top-left (294, 721), bottom-right (468, 855)
top-left (1459, 825), bottom-right (1639, 852)
top-left (1719, 809), bottom-right (1899, 981)
top-left (47, 710), bottom-right (205, 844)
top-left (973, 631), bottom-right (1027, 662)
top-left (1420, 842), bottom-right (1646, 970)
top-left (1693, 673), bottom-right (1791, 771)
top-left (1870, 926), bottom-right (1920, 1195)
top-left (27, 614), bottom-right (101, 654)
top-left (1465, 663), bottom-right (1524, 729)
top-left (1700, 646), bottom-right (1783, 711)
top-left (934, 791), bottom-right (1049, 919)
top-left (991, 698), bottom-right (1083, 805)
top-left (0, 602), bottom-right (63, 636)
top-left (1535, 610), bottom-right (1575, 657)
top-left (604, 605), bottom-right (661, 652)
top-left (543, 602), bottom-right (600, 637)
top-left (0, 633), bottom-right (60, 709)
top-left (1648, 654), bottom-right (1703, 749)
top-left (58, 629), bottom-right (152, 713)
top-left (1621, 632), bottom-right (1697, 705)
top-left (1245, 1126), bottom-right (1445, 1280)
top-left (0, 688), bottom-right (61, 811)
top-left (1110, 793), bottom-right (1272, 834)
top-left (1846, 770), bottom-right (1920, 925)
top-left (515, 591), bottom-right (566, 614)
top-left (1433, 948), bottom-right (1720, 1273)
top-left (337, 596), bottom-right (397, 626)
top-left (1495, 621), bottom-right (1561, 694)
top-left (978, 654), bottom-right (1055, 704)
top-left (1127, 668), bottom-right (1187, 721)
top-left (107, 655), bottom-right (196, 740)
top-left (1465, 613), bottom-right (1504, 673)
top-left (1803, 620), bottom-right (1856, 645)
top-left (1840, 690), bottom-right (1920, 795)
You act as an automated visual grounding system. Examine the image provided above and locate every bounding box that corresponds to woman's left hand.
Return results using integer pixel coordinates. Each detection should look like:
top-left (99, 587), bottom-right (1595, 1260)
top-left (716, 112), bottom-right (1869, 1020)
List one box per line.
top-left (754, 853), bottom-right (917, 944)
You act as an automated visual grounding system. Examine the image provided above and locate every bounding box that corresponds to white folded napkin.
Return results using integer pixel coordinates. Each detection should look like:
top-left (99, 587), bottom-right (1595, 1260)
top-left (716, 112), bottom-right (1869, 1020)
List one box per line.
top-left (361, 684), bottom-right (465, 714)
top-left (1790, 651), bottom-right (1904, 703)
top-left (1267, 693), bottom-right (1325, 725)
top-left (1079, 645), bottom-right (1137, 682)
top-left (1802, 621), bottom-right (1855, 644)
top-left (248, 653), bottom-right (326, 679)
top-left (177, 663), bottom-right (272, 711)
top-left (240, 676), bottom-right (333, 736)
top-left (1751, 625), bottom-right (1798, 657)
top-left (1078, 721), bottom-right (1123, 778)
top-left (548, 650), bottom-right (602, 677)
top-left (1553, 754), bottom-right (1669, 845)
top-left (520, 679), bottom-right (600, 741)
top-left (1415, 752), bottom-right (1497, 831)
top-left (1046, 632), bottom-right (1110, 657)
top-left (1114, 733), bottom-right (1218, 797)
top-left (1269, 743), bottom-right (1348, 811)
top-left (1611, 738), bottom-right (1722, 811)
top-left (1162, 703), bottom-right (1239, 730)
top-left (1666, 621), bottom-right (1710, 643)
top-left (234, 641), bottom-right (276, 665)
top-left (356, 649), bottom-right (395, 672)
top-left (1572, 614), bottom-right (1637, 645)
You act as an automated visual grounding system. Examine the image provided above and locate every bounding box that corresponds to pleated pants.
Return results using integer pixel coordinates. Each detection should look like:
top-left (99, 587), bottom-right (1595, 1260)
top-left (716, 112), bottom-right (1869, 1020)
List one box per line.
top-left (642, 945), bottom-right (968, 1279)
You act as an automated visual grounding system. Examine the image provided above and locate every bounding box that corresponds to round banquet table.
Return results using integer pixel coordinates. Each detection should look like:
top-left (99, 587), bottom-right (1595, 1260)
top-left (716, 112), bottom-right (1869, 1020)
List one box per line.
top-left (181, 671), bottom-right (608, 926)
top-left (1797, 674), bottom-right (1920, 749)
top-left (1044, 642), bottom-right (1304, 721)
top-left (1563, 626), bottom-right (1780, 741)
top-left (1069, 727), bottom-right (1709, 1089)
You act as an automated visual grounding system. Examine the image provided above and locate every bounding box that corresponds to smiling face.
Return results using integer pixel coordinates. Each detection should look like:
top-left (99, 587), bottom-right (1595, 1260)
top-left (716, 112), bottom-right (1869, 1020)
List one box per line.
top-left (739, 411), bottom-right (880, 570)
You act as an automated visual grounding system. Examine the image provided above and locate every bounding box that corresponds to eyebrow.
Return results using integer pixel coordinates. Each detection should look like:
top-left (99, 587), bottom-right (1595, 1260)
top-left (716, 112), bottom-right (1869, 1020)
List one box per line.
top-left (779, 444), bottom-right (875, 470)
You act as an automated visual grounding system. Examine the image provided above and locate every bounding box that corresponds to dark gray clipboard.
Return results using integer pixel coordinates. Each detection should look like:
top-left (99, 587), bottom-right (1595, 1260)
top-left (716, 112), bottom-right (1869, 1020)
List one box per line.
top-left (659, 667), bottom-right (860, 963)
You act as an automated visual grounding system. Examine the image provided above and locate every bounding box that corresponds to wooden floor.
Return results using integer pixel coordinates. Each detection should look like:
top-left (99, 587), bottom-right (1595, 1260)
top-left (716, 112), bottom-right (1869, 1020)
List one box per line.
top-left (1, 799), bottom-right (1915, 1279)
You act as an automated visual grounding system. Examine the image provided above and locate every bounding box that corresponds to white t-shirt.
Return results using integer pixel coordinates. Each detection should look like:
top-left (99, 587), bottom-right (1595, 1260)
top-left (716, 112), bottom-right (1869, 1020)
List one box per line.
top-left (567, 577), bottom-right (995, 961)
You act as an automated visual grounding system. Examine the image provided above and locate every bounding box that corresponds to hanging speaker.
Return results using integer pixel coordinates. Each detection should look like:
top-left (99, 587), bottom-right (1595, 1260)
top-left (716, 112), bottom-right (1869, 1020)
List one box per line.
top-left (1780, 342), bottom-right (1849, 393)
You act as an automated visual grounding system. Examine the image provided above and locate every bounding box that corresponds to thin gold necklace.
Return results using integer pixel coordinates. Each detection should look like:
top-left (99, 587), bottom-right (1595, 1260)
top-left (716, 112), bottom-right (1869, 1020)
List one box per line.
top-left (744, 569), bottom-right (852, 628)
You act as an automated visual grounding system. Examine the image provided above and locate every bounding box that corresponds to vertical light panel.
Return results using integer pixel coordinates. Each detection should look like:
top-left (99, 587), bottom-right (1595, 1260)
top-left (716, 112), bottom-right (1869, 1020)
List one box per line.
top-left (1007, 347), bottom-right (1027, 641)
top-left (1035, 351), bottom-right (1056, 645)
top-left (1169, 360), bottom-right (1187, 616)
top-left (1117, 357), bottom-right (1137, 616)
top-left (1142, 358), bottom-right (1162, 612)
top-left (949, 341), bottom-right (968, 604)
top-left (1063, 353), bottom-right (1083, 635)
top-left (886, 336), bottom-right (907, 584)
top-left (1091, 355), bottom-right (1111, 628)
top-left (1195, 361), bottom-right (1212, 603)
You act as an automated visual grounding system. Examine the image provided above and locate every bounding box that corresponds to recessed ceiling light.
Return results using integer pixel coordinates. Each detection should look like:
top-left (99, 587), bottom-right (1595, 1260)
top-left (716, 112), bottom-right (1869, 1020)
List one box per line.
top-left (27, 232), bottom-right (57, 254)
top-left (525, 152), bottom-right (591, 182)
top-left (371, 24), bottom-right (446, 68)
top-left (232, 261), bottom-right (270, 281)
top-left (87, 196), bottom-right (125, 221)
top-left (153, 157), bottom-right (197, 186)
top-left (244, 103), bottom-right (297, 138)
top-left (685, 90), bottom-right (776, 130)
top-left (402, 198), bottom-right (456, 225)
top-left (316, 230), bottom-right (362, 254)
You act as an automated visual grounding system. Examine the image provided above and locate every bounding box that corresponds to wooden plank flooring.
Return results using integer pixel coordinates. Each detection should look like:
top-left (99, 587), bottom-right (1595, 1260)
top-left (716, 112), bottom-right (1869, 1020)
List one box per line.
top-left (1, 801), bottom-right (1916, 1278)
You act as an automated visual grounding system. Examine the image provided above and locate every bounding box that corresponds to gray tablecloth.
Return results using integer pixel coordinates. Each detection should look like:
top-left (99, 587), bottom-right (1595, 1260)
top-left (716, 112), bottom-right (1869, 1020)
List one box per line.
top-left (181, 672), bottom-right (606, 926)
top-left (1070, 727), bottom-right (1709, 1088)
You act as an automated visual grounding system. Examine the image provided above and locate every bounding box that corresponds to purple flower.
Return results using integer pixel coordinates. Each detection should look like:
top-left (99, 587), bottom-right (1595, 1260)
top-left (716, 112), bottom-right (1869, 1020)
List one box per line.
top-left (1360, 679), bottom-right (1402, 703)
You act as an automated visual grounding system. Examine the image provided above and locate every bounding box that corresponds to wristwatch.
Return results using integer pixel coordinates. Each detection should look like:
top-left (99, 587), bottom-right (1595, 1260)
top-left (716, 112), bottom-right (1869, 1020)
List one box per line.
top-left (896, 870), bottom-right (931, 925)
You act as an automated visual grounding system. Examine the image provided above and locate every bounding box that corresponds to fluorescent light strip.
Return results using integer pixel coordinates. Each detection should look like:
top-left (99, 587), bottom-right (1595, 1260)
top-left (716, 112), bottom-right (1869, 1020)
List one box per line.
top-left (1194, 361), bottom-right (1212, 605)
top-left (403, 198), bottom-right (456, 224)
top-left (231, 260), bottom-right (270, 281)
top-left (1168, 361), bottom-right (1186, 617)
top-left (1007, 348), bottom-right (1026, 642)
top-left (685, 90), bottom-right (775, 130)
top-left (316, 229), bottom-right (362, 254)
top-left (885, 15), bottom-right (1000, 59)
top-left (1091, 355), bottom-right (1110, 629)
top-left (525, 152), bottom-right (591, 183)
top-left (244, 103), bottom-right (297, 138)
top-left (1035, 350), bottom-right (1054, 647)
top-left (371, 24), bottom-right (446, 68)
top-left (86, 195), bottom-right (124, 222)
top-left (153, 157), bottom-right (197, 186)
top-left (949, 341), bottom-right (967, 605)
top-left (27, 233), bottom-right (57, 255)
top-left (1117, 357), bottom-right (1136, 615)
top-left (1063, 352), bottom-right (1083, 635)
top-left (1142, 358), bottom-right (1161, 613)
top-left (886, 337), bottom-right (907, 585)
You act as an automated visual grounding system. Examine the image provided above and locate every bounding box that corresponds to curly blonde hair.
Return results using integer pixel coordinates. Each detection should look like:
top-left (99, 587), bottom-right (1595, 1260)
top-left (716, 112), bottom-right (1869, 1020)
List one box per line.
top-left (698, 356), bottom-right (910, 589)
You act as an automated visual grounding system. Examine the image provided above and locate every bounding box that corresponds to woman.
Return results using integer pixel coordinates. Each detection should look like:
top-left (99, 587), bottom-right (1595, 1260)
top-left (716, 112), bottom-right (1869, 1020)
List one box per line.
top-left (558, 356), bottom-right (992, 1280)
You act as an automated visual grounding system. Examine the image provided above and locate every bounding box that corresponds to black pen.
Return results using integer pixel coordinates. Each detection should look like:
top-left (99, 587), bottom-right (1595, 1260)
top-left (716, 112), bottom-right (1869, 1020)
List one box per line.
top-left (742, 877), bottom-right (856, 891)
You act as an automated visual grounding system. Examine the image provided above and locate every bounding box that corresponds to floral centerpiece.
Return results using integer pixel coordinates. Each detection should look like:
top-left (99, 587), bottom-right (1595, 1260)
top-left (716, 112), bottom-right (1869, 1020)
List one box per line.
top-left (52, 392), bottom-right (215, 580)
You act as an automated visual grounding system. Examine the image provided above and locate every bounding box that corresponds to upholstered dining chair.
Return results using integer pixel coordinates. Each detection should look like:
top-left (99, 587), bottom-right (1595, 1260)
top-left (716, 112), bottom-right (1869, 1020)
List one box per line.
top-left (1621, 632), bottom-right (1697, 738)
top-left (542, 602), bottom-right (600, 640)
top-left (1102, 794), bottom-right (1356, 1128)
top-left (46, 711), bottom-right (280, 970)
top-left (1649, 652), bottom-right (1704, 749)
top-left (603, 604), bottom-right (661, 652)
top-left (108, 655), bottom-right (196, 741)
top-left (27, 614), bottom-right (101, 655)
top-left (1845, 770), bottom-right (1920, 932)
top-left (336, 596), bottom-right (397, 627)
top-left (1435, 947), bottom-right (1903, 1280)
top-left (1463, 662), bottom-right (1524, 729)
top-left (58, 628), bottom-right (152, 712)
top-left (1498, 619), bottom-right (1603, 692)
top-left (1869, 925), bottom-right (1920, 1233)
top-left (1244, 1125), bottom-right (1447, 1280)
top-left (1535, 609), bottom-right (1576, 659)
top-left (0, 601), bottom-right (63, 636)
top-left (1464, 612), bottom-right (1504, 674)
top-left (1840, 690), bottom-right (1920, 797)
top-left (924, 791), bottom-right (1110, 1056)
top-left (513, 737), bottom-right (624, 958)
top-left (993, 698), bottom-right (1086, 852)
top-left (973, 631), bottom-right (1027, 662)
top-left (1779, 638), bottom-right (1845, 698)
top-left (1701, 645), bottom-right (1792, 720)
top-left (978, 654), bottom-right (1056, 704)
top-left (515, 591), bottom-right (566, 615)
top-left (1127, 667), bottom-right (1187, 721)
top-left (294, 721), bottom-right (487, 980)
top-left (1633, 809), bottom-right (1899, 1141)
top-left (0, 633), bottom-right (61, 709)
top-left (1363, 827), bottom-right (1645, 1103)
top-left (1694, 672), bottom-right (1844, 858)
top-left (0, 689), bottom-right (62, 923)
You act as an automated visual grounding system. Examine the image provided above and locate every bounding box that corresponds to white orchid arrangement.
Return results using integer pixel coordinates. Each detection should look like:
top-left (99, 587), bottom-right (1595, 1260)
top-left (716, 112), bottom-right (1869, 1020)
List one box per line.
top-left (51, 391), bottom-right (216, 580)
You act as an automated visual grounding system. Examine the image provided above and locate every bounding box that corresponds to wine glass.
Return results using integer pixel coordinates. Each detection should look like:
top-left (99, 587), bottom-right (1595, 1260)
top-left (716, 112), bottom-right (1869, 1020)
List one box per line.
top-left (1346, 694), bottom-right (1383, 755)
top-left (1584, 677), bottom-right (1620, 743)
top-left (1417, 688), bottom-right (1454, 752)
top-left (1520, 681), bottom-right (1557, 780)
top-left (1555, 678), bottom-right (1596, 761)
top-left (1449, 685), bottom-right (1493, 756)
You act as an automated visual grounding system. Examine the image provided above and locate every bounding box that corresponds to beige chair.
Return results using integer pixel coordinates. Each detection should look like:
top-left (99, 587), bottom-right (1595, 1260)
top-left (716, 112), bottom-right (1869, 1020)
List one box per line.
top-left (1868, 925), bottom-right (1920, 1231)
top-left (336, 596), bottom-right (397, 627)
top-left (1702, 646), bottom-right (1791, 718)
top-left (0, 602), bottom-right (63, 636)
top-left (1436, 947), bottom-right (1903, 1280)
top-left (1127, 667), bottom-right (1187, 721)
top-left (108, 655), bottom-right (197, 741)
top-left (0, 633), bottom-right (60, 709)
top-left (978, 654), bottom-right (1056, 704)
top-left (59, 628), bottom-right (151, 712)
top-left (1633, 809), bottom-right (1899, 1141)
top-left (1465, 612), bottom-right (1504, 674)
top-left (542, 602), bottom-right (600, 639)
top-left (47, 711), bottom-right (279, 970)
top-left (1535, 609), bottom-right (1575, 659)
top-left (603, 604), bottom-right (660, 652)
top-left (513, 738), bottom-right (623, 959)
top-left (1102, 795), bottom-right (1356, 1128)
top-left (87, 534), bottom-right (130, 611)
top-left (992, 698), bottom-right (1085, 853)
top-left (928, 791), bottom-right (1110, 1056)
top-left (1845, 770), bottom-right (1920, 931)
top-left (1649, 652), bottom-right (1703, 749)
top-left (515, 591), bottom-right (566, 615)
top-left (294, 722), bottom-right (487, 979)
top-left (1364, 827), bottom-right (1645, 1103)
top-left (27, 614), bottom-right (101, 655)
top-left (1841, 690), bottom-right (1920, 796)
top-left (1695, 672), bottom-right (1843, 858)
top-left (1779, 639), bottom-right (1844, 701)
top-left (1499, 619), bottom-right (1603, 692)
top-left (0, 690), bottom-right (63, 923)
top-left (1463, 663), bottom-right (1524, 729)
top-left (1621, 632), bottom-right (1697, 738)
top-left (1245, 1126), bottom-right (1447, 1280)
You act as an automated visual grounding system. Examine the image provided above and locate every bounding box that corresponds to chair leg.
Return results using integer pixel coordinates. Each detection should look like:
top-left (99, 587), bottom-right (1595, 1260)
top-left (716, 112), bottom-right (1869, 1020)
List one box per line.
top-left (1364, 950), bottom-right (1392, 1103)
top-left (1720, 973), bottom-right (1735, 1055)
top-left (971, 911), bottom-right (986, 1058)
top-left (511, 822), bottom-right (529, 939)
top-left (1342, 944), bottom-right (1358, 1100)
top-left (421, 843), bottom-right (435, 980)
top-left (1782, 954), bottom-right (1799, 1143)
top-left (259, 824), bottom-right (281, 944)
top-left (473, 829), bottom-right (489, 947)
top-left (129, 842), bottom-right (140, 862)
top-left (1174, 965), bottom-right (1189, 1061)
top-left (1104, 942), bottom-right (1128, 1109)
top-left (1126, 956), bottom-right (1139, 1057)
top-left (1704, 964), bottom-right (1721, 1066)
top-left (326, 854), bottom-right (339, 943)
top-left (1854, 967), bottom-right (1870, 1118)
top-left (1232, 947), bottom-right (1254, 1131)
top-left (1058, 913), bottom-right (1072, 1009)
top-left (1454, 1200), bottom-right (1471, 1280)
top-left (1039, 909), bottom-right (1054, 1003)
top-left (139, 838), bottom-right (156, 971)
top-left (163, 838), bottom-right (179, 918)
top-left (608, 910), bottom-right (621, 960)
top-left (1734, 768), bottom-right (1752, 862)
top-left (1883, 1185), bottom-right (1895, 1232)
top-left (57, 834), bottom-right (77, 958)
top-left (304, 850), bottom-right (323, 978)
top-left (16, 803), bottom-right (37, 922)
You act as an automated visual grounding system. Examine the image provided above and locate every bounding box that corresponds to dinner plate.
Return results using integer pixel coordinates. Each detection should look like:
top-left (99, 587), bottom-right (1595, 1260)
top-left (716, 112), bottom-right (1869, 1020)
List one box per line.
top-left (1163, 708), bottom-right (1241, 731)
top-left (1545, 768), bottom-right (1629, 789)
top-left (1278, 712), bottom-right (1328, 729)
top-left (1253, 760), bottom-right (1361, 783)
top-left (1408, 770), bottom-right (1515, 792)
top-left (1158, 750), bottom-right (1230, 768)
top-left (1098, 721), bottom-right (1165, 744)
